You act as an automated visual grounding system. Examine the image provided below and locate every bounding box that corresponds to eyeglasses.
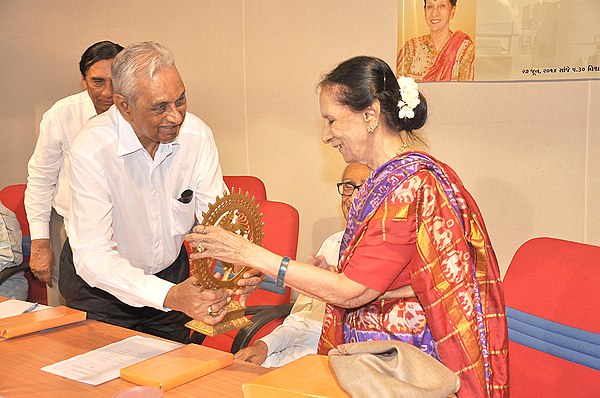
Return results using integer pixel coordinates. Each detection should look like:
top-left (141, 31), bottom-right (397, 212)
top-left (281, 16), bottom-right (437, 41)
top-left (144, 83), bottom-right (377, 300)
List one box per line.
top-left (337, 182), bottom-right (363, 196)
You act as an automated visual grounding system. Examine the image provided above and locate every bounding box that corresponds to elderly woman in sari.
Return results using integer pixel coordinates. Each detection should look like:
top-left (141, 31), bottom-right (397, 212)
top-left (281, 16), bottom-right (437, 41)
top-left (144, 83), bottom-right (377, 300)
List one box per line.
top-left (187, 56), bottom-right (508, 397)
top-left (397, 0), bottom-right (475, 81)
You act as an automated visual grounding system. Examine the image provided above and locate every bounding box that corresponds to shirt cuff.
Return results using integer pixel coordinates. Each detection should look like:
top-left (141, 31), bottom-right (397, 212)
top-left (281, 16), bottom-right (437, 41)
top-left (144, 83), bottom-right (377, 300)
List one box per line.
top-left (144, 276), bottom-right (176, 311)
top-left (29, 222), bottom-right (50, 240)
top-left (258, 335), bottom-right (278, 356)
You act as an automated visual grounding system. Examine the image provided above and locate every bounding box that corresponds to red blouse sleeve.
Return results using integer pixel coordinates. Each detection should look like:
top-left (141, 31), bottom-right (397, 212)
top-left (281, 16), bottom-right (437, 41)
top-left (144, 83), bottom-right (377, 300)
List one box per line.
top-left (343, 199), bottom-right (417, 293)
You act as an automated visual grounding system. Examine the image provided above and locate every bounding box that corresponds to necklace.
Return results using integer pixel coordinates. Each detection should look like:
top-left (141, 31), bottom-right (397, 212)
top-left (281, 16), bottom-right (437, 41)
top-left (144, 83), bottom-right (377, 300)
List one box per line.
top-left (427, 36), bottom-right (440, 55)
top-left (397, 141), bottom-right (410, 155)
top-left (428, 44), bottom-right (440, 55)
top-left (428, 31), bottom-right (452, 55)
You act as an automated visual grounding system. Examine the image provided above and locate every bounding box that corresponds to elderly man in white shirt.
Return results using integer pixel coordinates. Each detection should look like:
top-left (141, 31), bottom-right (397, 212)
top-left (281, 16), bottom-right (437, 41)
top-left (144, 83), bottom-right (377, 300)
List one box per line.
top-left (60, 41), bottom-right (260, 343)
top-left (234, 163), bottom-right (371, 367)
top-left (25, 41), bottom-right (124, 306)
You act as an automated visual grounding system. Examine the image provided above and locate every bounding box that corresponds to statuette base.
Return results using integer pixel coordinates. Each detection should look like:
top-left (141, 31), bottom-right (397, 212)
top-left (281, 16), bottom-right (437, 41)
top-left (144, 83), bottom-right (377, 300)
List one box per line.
top-left (186, 300), bottom-right (252, 337)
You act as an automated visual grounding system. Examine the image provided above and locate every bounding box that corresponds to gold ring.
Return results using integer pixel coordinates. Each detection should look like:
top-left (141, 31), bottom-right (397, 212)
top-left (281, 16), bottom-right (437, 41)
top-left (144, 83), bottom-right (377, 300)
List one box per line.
top-left (209, 306), bottom-right (224, 317)
top-left (197, 242), bottom-right (205, 253)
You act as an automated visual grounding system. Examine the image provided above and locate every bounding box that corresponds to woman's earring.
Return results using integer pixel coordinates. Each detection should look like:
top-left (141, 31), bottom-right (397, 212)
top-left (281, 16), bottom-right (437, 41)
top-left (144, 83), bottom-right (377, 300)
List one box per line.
top-left (367, 122), bottom-right (378, 134)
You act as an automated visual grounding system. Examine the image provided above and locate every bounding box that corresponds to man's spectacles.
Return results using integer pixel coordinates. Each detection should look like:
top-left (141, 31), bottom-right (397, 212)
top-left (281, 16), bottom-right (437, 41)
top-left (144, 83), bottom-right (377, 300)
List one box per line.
top-left (337, 182), bottom-right (363, 196)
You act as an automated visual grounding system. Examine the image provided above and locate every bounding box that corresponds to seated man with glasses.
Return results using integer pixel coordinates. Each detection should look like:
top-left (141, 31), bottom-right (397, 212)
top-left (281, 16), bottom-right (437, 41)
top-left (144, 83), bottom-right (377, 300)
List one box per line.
top-left (234, 163), bottom-right (371, 367)
top-left (337, 180), bottom-right (363, 196)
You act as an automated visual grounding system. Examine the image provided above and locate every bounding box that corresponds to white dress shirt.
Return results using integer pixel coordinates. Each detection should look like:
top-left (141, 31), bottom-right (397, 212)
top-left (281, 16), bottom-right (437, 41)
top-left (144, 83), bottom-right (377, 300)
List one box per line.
top-left (260, 230), bottom-right (343, 368)
top-left (67, 106), bottom-right (225, 310)
top-left (25, 91), bottom-right (97, 239)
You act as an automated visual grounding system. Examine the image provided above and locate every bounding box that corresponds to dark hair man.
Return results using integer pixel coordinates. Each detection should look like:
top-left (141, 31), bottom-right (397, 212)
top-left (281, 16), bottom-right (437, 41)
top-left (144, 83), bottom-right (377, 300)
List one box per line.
top-left (25, 41), bottom-right (124, 306)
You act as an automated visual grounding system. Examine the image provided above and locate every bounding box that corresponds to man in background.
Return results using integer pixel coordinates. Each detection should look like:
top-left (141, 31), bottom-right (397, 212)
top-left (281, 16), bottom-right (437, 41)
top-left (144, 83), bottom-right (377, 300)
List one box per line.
top-left (25, 41), bottom-right (124, 306)
top-left (234, 163), bottom-right (371, 366)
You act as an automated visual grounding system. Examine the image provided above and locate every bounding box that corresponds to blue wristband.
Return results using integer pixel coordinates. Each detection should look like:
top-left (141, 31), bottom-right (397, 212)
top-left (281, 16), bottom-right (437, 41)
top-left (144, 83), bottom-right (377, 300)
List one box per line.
top-left (276, 256), bottom-right (291, 288)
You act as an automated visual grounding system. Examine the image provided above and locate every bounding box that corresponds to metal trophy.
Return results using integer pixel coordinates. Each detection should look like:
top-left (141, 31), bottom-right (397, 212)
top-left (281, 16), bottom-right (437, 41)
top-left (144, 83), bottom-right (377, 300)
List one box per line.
top-left (185, 189), bottom-right (263, 337)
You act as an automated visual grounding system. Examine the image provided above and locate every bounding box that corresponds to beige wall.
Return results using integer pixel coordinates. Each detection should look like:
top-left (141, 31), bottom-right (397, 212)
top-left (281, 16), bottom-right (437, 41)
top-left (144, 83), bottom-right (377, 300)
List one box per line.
top-left (1, 0), bottom-right (598, 276)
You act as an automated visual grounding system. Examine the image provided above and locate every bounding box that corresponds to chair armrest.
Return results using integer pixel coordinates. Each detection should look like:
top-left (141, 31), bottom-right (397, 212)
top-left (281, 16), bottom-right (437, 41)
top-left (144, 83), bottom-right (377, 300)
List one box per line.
top-left (244, 304), bottom-right (287, 315)
top-left (232, 303), bottom-right (293, 353)
top-left (0, 262), bottom-right (30, 286)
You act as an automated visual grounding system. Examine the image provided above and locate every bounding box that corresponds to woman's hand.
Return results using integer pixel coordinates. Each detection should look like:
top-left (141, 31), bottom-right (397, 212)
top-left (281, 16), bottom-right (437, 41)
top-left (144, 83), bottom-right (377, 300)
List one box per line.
top-left (185, 225), bottom-right (266, 306)
top-left (236, 268), bottom-right (265, 306)
top-left (185, 225), bottom-right (252, 265)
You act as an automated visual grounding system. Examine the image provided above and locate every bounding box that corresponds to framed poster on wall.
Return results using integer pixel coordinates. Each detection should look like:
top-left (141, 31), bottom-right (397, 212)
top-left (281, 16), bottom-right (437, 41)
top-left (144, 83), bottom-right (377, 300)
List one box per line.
top-left (397, 0), bottom-right (600, 81)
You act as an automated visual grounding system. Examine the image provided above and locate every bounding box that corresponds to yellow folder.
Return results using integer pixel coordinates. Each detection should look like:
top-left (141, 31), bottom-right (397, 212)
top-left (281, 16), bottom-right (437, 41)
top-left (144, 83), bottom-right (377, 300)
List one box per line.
top-left (0, 306), bottom-right (86, 339)
top-left (120, 343), bottom-right (233, 391)
top-left (242, 354), bottom-right (350, 398)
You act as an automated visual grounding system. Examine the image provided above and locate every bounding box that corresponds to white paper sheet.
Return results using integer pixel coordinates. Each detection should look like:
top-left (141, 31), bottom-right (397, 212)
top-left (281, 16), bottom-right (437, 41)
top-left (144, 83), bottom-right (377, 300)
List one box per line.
top-left (0, 299), bottom-right (50, 318)
top-left (41, 335), bottom-right (182, 385)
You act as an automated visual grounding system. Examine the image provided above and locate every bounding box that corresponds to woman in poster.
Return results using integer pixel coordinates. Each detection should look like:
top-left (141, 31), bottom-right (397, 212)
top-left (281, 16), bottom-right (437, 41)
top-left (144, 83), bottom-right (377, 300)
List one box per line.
top-left (397, 0), bottom-right (475, 81)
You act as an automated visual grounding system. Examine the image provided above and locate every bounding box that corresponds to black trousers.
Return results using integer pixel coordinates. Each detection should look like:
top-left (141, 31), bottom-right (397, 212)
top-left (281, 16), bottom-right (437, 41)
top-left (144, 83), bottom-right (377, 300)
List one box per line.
top-left (59, 239), bottom-right (195, 344)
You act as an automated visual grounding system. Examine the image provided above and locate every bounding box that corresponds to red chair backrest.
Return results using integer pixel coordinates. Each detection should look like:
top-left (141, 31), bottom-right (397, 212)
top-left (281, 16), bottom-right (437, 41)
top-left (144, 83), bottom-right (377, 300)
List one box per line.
top-left (223, 175), bottom-right (267, 201)
top-left (504, 237), bottom-right (600, 397)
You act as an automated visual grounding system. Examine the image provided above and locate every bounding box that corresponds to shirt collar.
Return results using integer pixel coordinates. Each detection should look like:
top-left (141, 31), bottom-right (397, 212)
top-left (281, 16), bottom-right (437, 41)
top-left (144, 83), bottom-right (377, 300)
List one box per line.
top-left (115, 108), bottom-right (144, 156)
top-left (115, 108), bottom-right (181, 157)
top-left (82, 91), bottom-right (99, 120)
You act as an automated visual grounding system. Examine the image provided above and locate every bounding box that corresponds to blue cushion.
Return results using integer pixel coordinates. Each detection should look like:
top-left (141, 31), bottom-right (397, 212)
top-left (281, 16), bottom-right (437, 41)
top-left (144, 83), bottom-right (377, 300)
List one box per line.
top-left (507, 306), bottom-right (600, 370)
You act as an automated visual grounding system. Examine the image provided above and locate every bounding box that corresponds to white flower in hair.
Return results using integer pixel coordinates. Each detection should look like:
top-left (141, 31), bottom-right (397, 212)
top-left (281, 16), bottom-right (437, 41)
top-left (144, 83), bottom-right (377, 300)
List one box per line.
top-left (397, 76), bottom-right (420, 119)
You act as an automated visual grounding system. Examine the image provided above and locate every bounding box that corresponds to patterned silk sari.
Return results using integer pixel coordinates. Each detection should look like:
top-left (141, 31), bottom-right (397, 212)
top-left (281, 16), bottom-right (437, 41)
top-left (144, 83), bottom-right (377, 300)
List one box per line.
top-left (318, 153), bottom-right (509, 397)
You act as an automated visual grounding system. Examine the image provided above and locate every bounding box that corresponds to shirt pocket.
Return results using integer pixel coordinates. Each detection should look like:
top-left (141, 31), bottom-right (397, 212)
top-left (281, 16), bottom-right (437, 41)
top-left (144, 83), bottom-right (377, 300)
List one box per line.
top-left (170, 197), bottom-right (195, 238)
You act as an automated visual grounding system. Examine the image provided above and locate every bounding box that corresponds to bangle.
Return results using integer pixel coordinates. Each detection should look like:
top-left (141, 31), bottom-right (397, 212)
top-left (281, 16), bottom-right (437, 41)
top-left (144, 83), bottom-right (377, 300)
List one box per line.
top-left (276, 256), bottom-right (290, 288)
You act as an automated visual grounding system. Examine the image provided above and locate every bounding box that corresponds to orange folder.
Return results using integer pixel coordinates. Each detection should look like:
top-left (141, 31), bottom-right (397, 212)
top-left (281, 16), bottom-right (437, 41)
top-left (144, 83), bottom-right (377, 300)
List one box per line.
top-left (120, 343), bottom-right (233, 391)
top-left (0, 306), bottom-right (86, 339)
top-left (242, 354), bottom-right (350, 398)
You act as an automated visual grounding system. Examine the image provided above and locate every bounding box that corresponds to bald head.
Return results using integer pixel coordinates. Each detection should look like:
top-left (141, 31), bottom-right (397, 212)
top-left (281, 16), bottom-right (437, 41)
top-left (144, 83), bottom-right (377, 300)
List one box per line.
top-left (340, 163), bottom-right (371, 220)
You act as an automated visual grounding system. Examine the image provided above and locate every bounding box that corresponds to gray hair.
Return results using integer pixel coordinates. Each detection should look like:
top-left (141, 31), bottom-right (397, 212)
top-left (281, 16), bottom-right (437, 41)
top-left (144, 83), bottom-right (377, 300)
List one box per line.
top-left (111, 41), bottom-right (176, 104)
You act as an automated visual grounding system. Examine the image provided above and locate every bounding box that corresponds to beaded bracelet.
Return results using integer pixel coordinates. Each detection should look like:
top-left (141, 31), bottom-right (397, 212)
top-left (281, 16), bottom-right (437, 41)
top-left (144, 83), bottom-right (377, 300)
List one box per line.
top-left (276, 256), bottom-right (291, 288)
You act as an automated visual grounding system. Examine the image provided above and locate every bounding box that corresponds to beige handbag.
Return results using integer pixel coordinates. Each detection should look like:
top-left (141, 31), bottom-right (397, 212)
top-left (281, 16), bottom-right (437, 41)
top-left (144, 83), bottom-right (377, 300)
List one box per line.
top-left (328, 341), bottom-right (459, 398)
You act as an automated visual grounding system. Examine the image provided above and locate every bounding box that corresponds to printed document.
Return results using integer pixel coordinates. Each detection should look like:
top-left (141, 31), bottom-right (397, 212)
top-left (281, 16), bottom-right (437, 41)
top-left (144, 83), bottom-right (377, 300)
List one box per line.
top-left (41, 335), bottom-right (181, 385)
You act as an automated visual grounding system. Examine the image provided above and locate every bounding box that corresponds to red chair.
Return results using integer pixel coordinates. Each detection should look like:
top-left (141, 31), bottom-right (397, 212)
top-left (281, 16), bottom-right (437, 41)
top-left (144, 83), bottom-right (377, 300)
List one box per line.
top-left (0, 184), bottom-right (47, 304)
top-left (504, 237), bottom-right (600, 397)
top-left (200, 198), bottom-right (300, 352)
top-left (223, 175), bottom-right (267, 201)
